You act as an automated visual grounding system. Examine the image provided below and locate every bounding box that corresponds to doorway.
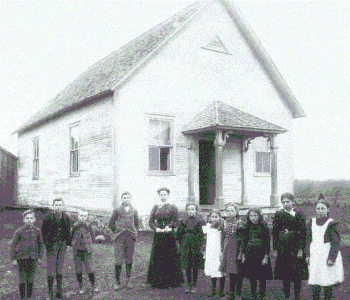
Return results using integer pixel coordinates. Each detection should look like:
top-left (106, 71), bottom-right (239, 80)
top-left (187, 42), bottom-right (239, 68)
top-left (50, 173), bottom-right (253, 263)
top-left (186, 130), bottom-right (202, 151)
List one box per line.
top-left (199, 139), bottom-right (216, 205)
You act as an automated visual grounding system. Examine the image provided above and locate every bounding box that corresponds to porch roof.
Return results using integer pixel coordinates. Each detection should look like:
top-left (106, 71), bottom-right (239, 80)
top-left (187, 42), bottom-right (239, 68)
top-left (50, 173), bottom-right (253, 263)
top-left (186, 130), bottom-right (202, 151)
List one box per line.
top-left (182, 101), bottom-right (287, 135)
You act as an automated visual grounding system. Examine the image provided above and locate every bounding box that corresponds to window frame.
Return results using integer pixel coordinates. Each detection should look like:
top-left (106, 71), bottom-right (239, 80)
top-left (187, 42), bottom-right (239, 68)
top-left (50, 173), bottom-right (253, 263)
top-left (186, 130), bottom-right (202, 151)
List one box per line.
top-left (253, 137), bottom-right (271, 177)
top-left (147, 114), bottom-right (174, 176)
top-left (32, 137), bottom-right (39, 180)
top-left (69, 122), bottom-right (80, 177)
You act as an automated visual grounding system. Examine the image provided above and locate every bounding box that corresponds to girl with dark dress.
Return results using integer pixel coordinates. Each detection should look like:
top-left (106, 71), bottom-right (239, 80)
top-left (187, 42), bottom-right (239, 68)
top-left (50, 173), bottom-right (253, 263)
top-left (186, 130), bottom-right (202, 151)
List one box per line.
top-left (220, 203), bottom-right (243, 300)
top-left (273, 193), bottom-right (308, 300)
top-left (147, 187), bottom-right (184, 289)
top-left (177, 203), bottom-right (205, 294)
top-left (305, 195), bottom-right (344, 300)
top-left (241, 207), bottom-right (273, 300)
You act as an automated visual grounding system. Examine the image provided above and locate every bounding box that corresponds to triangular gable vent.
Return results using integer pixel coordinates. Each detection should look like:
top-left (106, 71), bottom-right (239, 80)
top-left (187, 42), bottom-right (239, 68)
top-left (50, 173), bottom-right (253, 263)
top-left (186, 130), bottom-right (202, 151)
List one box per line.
top-left (201, 35), bottom-right (231, 55)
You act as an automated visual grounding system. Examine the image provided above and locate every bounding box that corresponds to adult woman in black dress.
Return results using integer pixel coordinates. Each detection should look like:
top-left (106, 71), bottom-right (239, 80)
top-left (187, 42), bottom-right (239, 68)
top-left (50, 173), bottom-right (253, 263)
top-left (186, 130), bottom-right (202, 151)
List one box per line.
top-left (146, 187), bottom-right (184, 289)
top-left (273, 193), bottom-right (308, 300)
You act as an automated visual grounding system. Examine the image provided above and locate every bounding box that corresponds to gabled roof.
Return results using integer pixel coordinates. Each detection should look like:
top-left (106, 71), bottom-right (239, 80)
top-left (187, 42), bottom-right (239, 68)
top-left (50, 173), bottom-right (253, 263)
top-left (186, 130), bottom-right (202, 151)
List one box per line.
top-left (182, 101), bottom-right (287, 135)
top-left (15, 0), bottom-right (305, 135)
top-left (14, 2), bottom-right (200, 134)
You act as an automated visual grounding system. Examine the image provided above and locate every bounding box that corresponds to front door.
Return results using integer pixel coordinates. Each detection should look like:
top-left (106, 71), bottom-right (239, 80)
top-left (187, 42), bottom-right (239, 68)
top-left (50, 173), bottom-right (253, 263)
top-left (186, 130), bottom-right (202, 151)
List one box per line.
top-left (199, 139), bottom-right (216, 205)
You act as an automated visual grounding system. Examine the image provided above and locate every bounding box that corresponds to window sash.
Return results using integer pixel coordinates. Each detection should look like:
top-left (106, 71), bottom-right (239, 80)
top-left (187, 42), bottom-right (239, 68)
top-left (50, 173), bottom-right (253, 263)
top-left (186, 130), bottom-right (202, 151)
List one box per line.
top-left (32, 139), bottom-right (39, 178)
top-left (256, 152), bottom-right (271, 173)
top-left (70, 150), bottom-right (79, 174)
top-left (149, 146), bottom-right (171, 171)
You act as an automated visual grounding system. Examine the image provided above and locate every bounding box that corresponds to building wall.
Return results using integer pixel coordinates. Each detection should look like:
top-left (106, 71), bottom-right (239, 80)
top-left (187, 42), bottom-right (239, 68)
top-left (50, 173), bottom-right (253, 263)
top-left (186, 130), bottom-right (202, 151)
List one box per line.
top-left (116, 0), bottom-right (294, 215)
top-left (0, 147), bottom-right (17, 207)
top-left (17, 97), bottom-right (114, 211)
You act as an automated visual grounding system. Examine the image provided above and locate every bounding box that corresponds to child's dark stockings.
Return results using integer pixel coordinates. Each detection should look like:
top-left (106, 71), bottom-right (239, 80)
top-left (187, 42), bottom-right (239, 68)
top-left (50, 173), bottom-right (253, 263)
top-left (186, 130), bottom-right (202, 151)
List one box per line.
top-left (115, 264), bottom-right (122, 283)
top-left (186, 268), bottom-right (199, 287)
top-left (229, 273), bottom-right (242, 298)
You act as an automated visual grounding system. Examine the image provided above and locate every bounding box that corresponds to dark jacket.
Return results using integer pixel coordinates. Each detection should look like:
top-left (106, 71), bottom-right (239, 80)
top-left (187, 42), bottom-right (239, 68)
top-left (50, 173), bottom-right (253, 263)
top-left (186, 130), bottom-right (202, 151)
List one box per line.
top-left (272, 209), bottom-right (307, 252)
top-left (305, 217), bottom-right (341, 263)
top-left (10, 225), bottom-right (45, 260)
top-left (109, 205), bottom-right (139, 239)
top-left (71, 222), bottom-right (95, 253)
top-left (42, 212), bottom-right (71, 251)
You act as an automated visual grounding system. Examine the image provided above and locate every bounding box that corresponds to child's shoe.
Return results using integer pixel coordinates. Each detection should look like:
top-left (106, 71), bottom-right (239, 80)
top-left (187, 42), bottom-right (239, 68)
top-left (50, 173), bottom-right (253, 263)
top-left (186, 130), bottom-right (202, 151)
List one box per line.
top-left (92, 285), bottom-right (99, 293)
top-left (114, 282), bottom-right (122, 291)
top-left (185, 286), bottom-right (191, 293)
top-left (79, 288), bottom-right (84, 294)
top-left (190, 286), bottom-right (197, 293)
top-left (126, 279), bottom-right (133, 289)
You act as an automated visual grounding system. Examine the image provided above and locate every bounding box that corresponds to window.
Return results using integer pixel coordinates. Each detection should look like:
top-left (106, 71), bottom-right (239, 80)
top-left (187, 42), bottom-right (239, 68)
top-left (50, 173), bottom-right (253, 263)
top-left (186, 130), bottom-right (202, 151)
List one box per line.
top-left (69, 124), bottom-right (80, 175)
top-left (32, 138), bottom-right (39, 179)
top-left (254, 137), bottom-right (271, 175)
top-left (148, 117), bottom-right (173, 172)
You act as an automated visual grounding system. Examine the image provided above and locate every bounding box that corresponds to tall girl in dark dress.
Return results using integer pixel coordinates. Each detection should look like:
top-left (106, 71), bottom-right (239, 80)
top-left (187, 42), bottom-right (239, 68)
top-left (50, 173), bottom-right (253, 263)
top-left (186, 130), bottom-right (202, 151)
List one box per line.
top-left (273, 193), bottom-right (308, 300)
top-left (177, 203), bottom-right (205, 294)
top-left (147, 187), bottom-right (184, 289)
top-left (241, 207), bottom-right (273, 300)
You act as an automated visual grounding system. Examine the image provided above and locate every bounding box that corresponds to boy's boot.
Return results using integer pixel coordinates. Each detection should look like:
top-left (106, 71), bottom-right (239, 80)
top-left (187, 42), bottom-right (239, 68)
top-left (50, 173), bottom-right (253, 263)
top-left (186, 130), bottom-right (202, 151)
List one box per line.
top-left (47, 275), bottom-right (54, 300)
top-left (56, 273), bottom-right (63, 299)
top-left (19, 283), bottom-right (26, 300)
top-left (88, 272), bottom-right (99, 292)
top-left (76, 272), bottom-right (84, 294)
top-left (126, 263), bottom-right (133, 289)
top-left (114, 265), bottom-right (122, 290)
top-left (27, 282), bottom-right (33, 299)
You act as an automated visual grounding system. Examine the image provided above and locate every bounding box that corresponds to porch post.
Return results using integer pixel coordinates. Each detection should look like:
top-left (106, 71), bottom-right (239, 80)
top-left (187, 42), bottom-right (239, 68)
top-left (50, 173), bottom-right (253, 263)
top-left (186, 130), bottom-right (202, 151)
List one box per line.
top-left (214, 130), bottom-right (226, 209)
top-left (240, 138), bottom-right (249, 205)
top-left (269, 134), bottom-right (279, 206)
top-left (187, 136), bottom-right (196, 203)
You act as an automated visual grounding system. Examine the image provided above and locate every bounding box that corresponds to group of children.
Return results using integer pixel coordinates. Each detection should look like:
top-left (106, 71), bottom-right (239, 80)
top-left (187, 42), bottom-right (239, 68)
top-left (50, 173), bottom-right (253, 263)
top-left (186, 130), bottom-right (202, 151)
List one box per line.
top-left (10, 192), bottom-right (345, 300)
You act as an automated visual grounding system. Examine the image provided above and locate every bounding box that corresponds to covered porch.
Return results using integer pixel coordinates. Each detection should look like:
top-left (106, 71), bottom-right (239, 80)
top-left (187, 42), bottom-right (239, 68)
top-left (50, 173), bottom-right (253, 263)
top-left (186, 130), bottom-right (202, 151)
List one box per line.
top-left (182, 101), bottom-right (287, 210)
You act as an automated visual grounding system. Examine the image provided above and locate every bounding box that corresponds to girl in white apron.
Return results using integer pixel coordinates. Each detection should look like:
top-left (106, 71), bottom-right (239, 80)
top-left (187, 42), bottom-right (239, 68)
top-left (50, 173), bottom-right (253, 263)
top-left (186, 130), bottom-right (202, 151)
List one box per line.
top-left (306, 196), bottom-right (344, 300)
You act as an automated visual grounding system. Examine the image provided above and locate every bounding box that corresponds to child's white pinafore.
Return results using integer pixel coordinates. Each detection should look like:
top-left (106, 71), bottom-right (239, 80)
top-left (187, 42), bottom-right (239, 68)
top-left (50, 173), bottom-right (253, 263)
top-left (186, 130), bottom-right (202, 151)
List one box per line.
top-left (308, 218), bottom-right (344, 286)
top-left (202, 224), bottom-right (224, 278)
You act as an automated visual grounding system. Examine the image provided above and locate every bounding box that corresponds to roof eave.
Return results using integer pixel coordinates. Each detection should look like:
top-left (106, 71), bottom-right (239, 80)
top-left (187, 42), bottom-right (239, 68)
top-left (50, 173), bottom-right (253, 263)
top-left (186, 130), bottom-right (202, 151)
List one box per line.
top-left (14, 89), bottom-right (113, 135)
top-left (182, 124), bottom-right (287, 135)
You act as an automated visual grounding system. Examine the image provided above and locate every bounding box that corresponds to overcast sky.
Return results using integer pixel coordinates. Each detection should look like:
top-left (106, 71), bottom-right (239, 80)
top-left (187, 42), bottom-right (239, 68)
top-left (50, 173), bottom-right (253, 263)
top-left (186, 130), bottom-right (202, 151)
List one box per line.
top-left (1, 1), bottom-right (349, 180)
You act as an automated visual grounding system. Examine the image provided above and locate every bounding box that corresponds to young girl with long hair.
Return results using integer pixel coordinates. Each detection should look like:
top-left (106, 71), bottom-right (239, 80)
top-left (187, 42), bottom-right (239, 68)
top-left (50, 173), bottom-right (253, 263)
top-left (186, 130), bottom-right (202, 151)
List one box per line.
top-left (241, 207), bottom-right (273, 300)
top-left (220, 203), bottom-right (243, 300)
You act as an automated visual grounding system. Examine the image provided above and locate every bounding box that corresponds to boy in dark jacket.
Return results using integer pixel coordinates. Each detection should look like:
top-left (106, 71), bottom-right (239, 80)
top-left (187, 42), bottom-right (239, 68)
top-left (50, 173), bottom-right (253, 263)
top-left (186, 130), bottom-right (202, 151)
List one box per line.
top-left (11, 209), bottom-right (45, 300)
top-left (41, 198), bottom-right (71, 300)
top-left (109, 192), bottom-right (139, 290)
top-left (71, 209), bottom-right (99, 294)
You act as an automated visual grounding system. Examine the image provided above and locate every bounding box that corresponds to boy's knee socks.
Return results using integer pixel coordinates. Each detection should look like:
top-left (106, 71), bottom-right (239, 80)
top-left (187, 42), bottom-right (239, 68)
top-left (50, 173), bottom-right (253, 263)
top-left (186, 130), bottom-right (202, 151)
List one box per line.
top-left (19, 283), bottom-right (26, 299)
top-left (47, 275), bottom-right (54, 293)
top-left (219, 277), bottom-right (225, 295)
top-left (76, 273), bottom-right (83, 287)
top-left (56, 274), bottom-right (63, 295)
top-left (192, 269), bottom-right (198, 287)
top-left (88, 272), bottom-right (95, 286)
top-left (126, 263), bottom-right (132, 278)
top-left (115, 265), bottom-right (122, 283)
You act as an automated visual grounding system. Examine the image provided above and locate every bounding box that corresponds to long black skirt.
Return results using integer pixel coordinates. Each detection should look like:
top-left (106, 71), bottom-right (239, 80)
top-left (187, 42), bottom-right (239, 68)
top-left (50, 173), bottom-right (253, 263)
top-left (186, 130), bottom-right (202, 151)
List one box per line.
top-left (147, 232), bottom-right (184, 289)
top-left (241, 247), bottom-right (273, 280)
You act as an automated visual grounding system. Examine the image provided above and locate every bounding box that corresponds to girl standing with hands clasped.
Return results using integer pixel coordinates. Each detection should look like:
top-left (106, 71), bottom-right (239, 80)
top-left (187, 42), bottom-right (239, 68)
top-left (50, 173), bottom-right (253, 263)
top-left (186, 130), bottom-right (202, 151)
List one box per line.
top-left (241, 207), bottom-right (273, 300)
top-left (306, 195), bottom-right (344, 300)
top-left (273, 193), bottom-right (308, 300)
top-left (202, 209), bottom-right (225, 298)
top-left (177, 203), bottom-right (205, 294)
top-left (220, 203), bottom-right (244, 300)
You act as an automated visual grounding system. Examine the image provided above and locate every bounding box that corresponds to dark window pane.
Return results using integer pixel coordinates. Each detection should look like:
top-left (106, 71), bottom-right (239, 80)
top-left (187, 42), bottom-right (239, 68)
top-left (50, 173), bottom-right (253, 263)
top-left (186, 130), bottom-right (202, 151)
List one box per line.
top-left (256, 152), bottom-right (270, 173)
top-left (149, 147), bottom-right (160, 171)
top-left (160, 147), bottom-right (170, 171)
top-left (262, 153), bottom-right (270, 173)
top-left (70, 150), bottom-right (79, 173)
